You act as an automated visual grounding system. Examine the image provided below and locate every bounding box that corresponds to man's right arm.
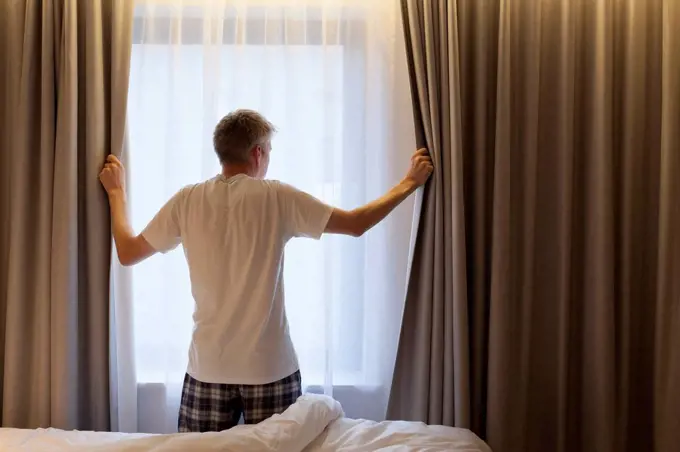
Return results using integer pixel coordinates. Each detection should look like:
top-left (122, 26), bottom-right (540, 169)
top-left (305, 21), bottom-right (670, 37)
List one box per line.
top-left (325, 148), bottom-right (433, 237)
top-left (325, 179), bottom-right (418, 237)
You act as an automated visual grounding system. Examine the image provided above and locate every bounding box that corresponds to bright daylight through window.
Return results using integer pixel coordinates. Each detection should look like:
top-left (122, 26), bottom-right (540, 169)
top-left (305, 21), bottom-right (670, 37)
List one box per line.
top-left (118, 2), bottom-right (415, 426)
top-left (129, 11), bottom-right (363, 388)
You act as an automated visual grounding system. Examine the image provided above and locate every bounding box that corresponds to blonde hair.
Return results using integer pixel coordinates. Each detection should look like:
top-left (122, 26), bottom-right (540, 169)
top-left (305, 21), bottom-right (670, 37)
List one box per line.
top-left (213, 109), bottom-right (276, 164)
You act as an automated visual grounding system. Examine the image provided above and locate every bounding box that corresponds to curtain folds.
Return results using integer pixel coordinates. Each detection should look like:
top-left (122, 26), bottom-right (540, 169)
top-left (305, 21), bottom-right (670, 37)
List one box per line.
top-left (0, 0), bottom-right (134, 430)
top-left (389, 1), bottom-right (680, 451)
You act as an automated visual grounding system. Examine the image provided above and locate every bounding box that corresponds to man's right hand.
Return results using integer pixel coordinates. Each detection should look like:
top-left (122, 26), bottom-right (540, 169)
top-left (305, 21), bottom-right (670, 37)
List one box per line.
top-left (403, 148), bottom-right (434, 188)
top-left (324, 148), bottom-right (434, 237)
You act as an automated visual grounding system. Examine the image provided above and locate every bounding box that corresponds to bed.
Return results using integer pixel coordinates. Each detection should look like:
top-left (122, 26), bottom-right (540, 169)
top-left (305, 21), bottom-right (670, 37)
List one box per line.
top-left (0, 394), bottom-right (491, 451)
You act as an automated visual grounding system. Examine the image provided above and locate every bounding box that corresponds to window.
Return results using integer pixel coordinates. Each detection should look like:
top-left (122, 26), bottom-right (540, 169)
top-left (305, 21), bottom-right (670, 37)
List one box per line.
top-left (121, 2), bottom-right (414, 423)
top-left (128, 5), bottom-right (372, 387)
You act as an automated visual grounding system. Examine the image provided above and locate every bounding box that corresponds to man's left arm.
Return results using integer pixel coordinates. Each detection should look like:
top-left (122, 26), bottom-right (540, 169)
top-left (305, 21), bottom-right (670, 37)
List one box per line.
top-left (107, 189), bottom-right (157, 266)
top-left (101, 154), bottom-right (177, 267)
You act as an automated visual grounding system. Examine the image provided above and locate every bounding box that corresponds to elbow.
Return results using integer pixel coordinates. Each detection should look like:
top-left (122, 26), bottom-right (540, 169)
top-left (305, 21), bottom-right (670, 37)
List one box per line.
top-left (327, 209), bottom-right (368, 237)
top-left (350, 226), bottom-right (366, 237)
top-left (348, 219), bottom-right (368, 237)
top-left (115, 235), bottom-right (151, 267)
top-left (347, 211), bottom-right (369, 237)
top-left (117, 252), bottom-right (135, 267)
top-left (116, 243), bottom-right (138, 267)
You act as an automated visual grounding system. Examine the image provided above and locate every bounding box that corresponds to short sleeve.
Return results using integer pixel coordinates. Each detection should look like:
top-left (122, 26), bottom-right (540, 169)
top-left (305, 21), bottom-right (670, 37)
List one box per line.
top-left (141, 189), bottom-right (185, 253)
top-left (277, 182), bottom-right (334, 240)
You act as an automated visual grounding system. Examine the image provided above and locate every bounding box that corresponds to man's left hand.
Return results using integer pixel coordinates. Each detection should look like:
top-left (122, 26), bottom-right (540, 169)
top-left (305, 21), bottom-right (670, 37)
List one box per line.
top-left (100, 154), bottom-right (126, 197)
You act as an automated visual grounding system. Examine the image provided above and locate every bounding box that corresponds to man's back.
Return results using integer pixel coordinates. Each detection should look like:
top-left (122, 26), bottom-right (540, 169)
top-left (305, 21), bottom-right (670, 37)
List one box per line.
top-left (142, 174), bottom-right (333, 384)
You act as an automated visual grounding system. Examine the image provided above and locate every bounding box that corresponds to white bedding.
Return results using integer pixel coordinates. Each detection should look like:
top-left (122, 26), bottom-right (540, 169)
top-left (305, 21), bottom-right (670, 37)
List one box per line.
top-left (0, 395), bottom-right (490, 451)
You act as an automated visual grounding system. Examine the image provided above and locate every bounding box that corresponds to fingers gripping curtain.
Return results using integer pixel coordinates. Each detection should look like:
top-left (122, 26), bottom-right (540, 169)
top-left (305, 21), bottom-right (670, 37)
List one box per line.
top-left (387, 0), bottom-right (472, 428)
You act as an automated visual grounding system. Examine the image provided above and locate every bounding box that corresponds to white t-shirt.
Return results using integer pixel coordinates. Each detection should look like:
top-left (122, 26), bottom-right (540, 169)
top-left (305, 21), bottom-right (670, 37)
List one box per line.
top-left (141, 174), bottom-right (334, 385)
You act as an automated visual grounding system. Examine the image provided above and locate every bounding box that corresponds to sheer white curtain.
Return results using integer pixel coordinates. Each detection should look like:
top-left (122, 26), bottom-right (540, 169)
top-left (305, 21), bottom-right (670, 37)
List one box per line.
top-left (110, 0), bottom-right (417, 433)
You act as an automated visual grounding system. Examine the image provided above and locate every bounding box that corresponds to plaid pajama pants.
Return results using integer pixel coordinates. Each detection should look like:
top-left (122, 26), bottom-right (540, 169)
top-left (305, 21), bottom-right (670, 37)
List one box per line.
top-left (177, 370), bottom-right (302, 433)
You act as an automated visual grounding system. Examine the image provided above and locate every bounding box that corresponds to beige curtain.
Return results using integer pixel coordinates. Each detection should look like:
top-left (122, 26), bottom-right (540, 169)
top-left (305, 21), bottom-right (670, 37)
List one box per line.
top-left (388, 1), bottom-right (680, 451)
top-left (0, 0), bottom-right (134, 429)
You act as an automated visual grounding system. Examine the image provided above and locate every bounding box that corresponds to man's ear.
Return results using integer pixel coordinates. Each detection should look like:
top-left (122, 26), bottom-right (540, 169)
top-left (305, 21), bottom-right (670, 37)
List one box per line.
top-left (252, 145), bottom-right (263, 166)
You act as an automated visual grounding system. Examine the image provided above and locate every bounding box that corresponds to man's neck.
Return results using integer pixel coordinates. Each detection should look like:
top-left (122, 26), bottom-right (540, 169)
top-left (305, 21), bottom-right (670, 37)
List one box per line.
top-left (222, 164), bottom-right (255, 179)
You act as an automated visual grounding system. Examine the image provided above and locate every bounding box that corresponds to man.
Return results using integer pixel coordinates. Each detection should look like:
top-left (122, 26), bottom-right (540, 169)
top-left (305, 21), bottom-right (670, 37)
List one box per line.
top-left (99, 109), bottom-right (433, 433)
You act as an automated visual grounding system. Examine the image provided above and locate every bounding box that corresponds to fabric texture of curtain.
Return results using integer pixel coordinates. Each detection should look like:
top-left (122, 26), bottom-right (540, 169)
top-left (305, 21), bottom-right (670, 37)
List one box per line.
top-left (388, 1), bottom-right (680, 451)
top-left (0, 0), bottom-right (134, 429)
top-left (110, 0), bottom-right (416, 433)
